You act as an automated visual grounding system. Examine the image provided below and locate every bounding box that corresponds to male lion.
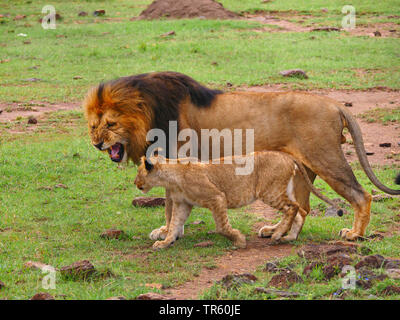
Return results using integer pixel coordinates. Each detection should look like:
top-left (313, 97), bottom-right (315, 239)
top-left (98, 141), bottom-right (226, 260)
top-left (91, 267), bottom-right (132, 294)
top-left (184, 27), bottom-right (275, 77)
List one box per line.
top-left (134, 152), bottom-right (342, 249)
top-left (84, 71), bottom-right (400, 241)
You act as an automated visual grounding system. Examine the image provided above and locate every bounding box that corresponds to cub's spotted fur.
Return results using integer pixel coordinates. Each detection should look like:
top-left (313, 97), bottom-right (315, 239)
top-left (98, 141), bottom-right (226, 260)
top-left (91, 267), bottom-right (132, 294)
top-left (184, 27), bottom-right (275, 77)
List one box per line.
top-left (134, 152), bottom-right (340, 249)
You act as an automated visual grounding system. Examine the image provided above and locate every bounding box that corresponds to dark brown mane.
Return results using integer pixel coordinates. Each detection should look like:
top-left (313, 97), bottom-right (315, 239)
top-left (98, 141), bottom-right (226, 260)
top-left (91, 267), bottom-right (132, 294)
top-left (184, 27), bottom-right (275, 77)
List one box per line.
top-left (86, 72), bottom-right (222, 159)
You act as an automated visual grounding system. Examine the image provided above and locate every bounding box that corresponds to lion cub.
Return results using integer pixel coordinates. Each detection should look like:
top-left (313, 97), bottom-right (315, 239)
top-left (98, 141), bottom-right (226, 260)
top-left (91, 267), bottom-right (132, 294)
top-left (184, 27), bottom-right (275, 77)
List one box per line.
top-left (134, 152), bottom-right (340, 250)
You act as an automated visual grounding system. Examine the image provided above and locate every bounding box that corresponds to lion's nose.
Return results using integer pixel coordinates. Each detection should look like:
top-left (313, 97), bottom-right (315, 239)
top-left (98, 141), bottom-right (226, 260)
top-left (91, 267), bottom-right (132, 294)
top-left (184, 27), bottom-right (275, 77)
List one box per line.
top-left (94, 141), bottom-right (104, 150)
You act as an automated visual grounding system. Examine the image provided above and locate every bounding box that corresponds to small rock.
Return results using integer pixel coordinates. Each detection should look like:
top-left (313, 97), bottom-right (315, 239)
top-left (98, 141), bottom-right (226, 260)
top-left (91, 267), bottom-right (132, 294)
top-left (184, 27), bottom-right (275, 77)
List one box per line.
top-left (379, 143), bottom-right (391, 148)
top-left (311, 27), bottom-right (340, 32)
top-left (226, 82), bottom-right (233, 87)
top-left (344, 102), bottom-right (353, 107)
top-left (73, 76), bottom-right (83, 80)
top-left (265, 262), bottom-right (280, 272)
top-left (373, 30), bottom-right (382, 37)
top-left (383, 259), bottom-right (400, 269)
top-left (14, 15), bottom-right (27, 20)
top-left (55, 183), bottom-right (68, 189)
top-left (93, 10), bottom-right (106, 16)
top-left (211, 61), bottom-right (218, 66)
top-left (160, 31), bottom-right (175, 37)
top-left (100, 229), bottom-right (125, 240)
top-left (30, 292), bottom-right (55, 300)
top-left (27, 116), bottom-right (37, 124)
top-left (382, 285), bottom-right (400, 295)
top-left (279, 69), bottom-right (308, 79)
top-left (297, 244), bottom-right (357, 260)
top-left (268, 269), bottom-right (302, 289)
top-left (23, 40), bottom-right (31, 45)
top-left (355, 255), bottom-right (385, 269)
top-left (366, 231), bottom-right (385, 240)
top-left (325, 206), bottom-right (342, 217)
top-left (106, 296), bottom-right (126, 300)
top-left (78, 11), bottom-right (88, 17)
top-left (136, 293), bottom-right (175, 300)
top-left (218, 273), bottom-right (257, 290)
top-left (132, 197), bottom-right (165, 207)
top-left (194, 241), bottom-right (214, 248)
top-left (254, 287), bottom-right (299, 298)
top-left (0, 281), bottom-right (5, 290)
top-left (60, 260), bottom-right (95, 279)
top-left (23, 78), bottom-right (42, 82)
top-left (321, 8), bottom-right (329, 13)
top-left (356, 279), bottom-right (372, 289)
top-left (386, 269), bottom-right (400, 279)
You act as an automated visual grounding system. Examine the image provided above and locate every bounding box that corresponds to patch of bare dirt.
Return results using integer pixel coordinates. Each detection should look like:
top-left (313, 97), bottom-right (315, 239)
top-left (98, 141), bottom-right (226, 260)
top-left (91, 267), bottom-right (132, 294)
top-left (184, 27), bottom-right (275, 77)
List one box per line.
top-left (245, 13), bottom-right (399, 38)
top-left (165, 237), bottom-right (294, 299)
top-left (0, 101), bottom-right (79, 122)
top-left (138, 0), bottom-right (238, 20)
top-left (246, 14), bottom-right (310, 33)
top-left (165, 201), bottom-right (294, 299)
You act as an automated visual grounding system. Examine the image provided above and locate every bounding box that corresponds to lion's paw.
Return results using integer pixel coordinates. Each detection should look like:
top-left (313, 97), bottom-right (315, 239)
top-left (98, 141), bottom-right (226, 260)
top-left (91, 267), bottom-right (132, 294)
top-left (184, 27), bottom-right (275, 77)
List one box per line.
top-left (152, 240), bottom-right (174, 250)
top-left (233, 233), bottom-right (247, 248)
top-left (258, 226), bottom-right (275, 238)
top-left (339, 228), bottom-right (361, 241)
top-left (149, 226), bottom-right (168, 240)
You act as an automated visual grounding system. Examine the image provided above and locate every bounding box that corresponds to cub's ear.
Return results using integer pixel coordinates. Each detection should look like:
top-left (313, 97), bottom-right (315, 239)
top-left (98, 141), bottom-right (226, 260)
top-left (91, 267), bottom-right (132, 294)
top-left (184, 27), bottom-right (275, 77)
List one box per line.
top-left (145, 158), bottom-right (154, 172)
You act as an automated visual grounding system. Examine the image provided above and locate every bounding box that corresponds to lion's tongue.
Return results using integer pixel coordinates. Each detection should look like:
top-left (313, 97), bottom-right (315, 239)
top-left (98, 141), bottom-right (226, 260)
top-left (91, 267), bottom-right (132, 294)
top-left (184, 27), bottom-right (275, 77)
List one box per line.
top-left (110, 144), bottom-right (120, 159)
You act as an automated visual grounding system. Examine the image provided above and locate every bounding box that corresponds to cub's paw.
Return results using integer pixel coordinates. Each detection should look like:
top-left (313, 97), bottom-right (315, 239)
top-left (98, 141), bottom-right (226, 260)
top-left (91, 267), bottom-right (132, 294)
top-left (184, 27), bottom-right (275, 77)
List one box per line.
top-left (149, 226), bottom-right (168, 240)
top-left (280, 234), bottom-right (297, 242)
top-left (339, 228), bottom-right (361, 241)
top-left (233, 234), bottom-right (247, 249)
top-left (258, 226), bottom-right (275, 238)
top-left (152, 240), bottom-right (174, 250)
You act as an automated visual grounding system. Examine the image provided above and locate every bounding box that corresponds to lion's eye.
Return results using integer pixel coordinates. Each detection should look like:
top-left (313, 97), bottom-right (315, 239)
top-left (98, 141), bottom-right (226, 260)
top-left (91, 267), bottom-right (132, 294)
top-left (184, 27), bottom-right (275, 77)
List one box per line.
top-left (107, 122), bottom-right (116, 128)
top-left (91, 125), bottom-right (96, 130)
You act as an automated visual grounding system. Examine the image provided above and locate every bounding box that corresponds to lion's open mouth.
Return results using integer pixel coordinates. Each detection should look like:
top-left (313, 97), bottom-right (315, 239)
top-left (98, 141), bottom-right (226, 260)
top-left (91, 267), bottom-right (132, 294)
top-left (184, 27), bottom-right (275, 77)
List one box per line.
top-left (108, 143), bottom-right (124, 162)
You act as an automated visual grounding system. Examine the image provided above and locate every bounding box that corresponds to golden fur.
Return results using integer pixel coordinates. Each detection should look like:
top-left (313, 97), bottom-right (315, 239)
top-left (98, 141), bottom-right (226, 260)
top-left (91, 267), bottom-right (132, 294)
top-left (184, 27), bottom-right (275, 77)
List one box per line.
top-left (84, 72), bottom-right (399, 242)
top-left (134, 152), bottom-right (339, 249)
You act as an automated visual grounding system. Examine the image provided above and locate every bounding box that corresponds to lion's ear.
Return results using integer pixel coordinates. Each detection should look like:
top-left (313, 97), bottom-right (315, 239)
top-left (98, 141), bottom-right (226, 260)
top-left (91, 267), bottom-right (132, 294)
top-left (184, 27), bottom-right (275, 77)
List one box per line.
top-left (145, 158), bottom-right (154, 172)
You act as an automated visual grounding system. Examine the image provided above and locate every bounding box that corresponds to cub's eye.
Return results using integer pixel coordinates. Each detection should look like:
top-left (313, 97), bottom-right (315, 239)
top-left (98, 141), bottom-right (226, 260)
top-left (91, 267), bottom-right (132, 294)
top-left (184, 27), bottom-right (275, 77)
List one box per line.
top-left (107, 122), bottom-right (116, 128)
top-left (91, 125), bottom-right (96, 130)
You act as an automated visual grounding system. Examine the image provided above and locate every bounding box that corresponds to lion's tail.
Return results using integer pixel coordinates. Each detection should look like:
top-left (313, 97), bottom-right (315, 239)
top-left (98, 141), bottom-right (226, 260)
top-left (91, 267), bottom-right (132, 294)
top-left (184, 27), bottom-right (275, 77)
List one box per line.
top-left (294, 161), bottom-right (344, 216)
top-left (339, 108), bottom-right (400, 195)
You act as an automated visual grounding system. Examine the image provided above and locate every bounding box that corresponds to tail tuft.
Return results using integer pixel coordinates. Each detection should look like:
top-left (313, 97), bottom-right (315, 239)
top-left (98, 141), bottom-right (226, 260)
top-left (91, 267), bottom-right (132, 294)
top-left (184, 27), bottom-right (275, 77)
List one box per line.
top-left (337, 209), bottom-right (344, 217)
top-left (395, 173), bottom-right (400, 185)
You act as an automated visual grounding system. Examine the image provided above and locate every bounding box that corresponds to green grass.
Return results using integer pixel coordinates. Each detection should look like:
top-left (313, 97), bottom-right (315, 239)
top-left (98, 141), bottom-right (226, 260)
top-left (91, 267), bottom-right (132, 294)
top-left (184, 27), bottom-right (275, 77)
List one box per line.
top-left (358, 106), bottom-right (400, 124)
top-left (1, 1), bottom-right (399, 102)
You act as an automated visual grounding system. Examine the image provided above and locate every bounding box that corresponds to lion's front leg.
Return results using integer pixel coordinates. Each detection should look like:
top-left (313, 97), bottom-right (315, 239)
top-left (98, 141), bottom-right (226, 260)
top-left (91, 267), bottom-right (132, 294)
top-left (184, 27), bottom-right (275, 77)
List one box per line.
top-left (149, 190), bottom-right (185, 240)
top-left (152, 201), bottom-right (192, 250)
